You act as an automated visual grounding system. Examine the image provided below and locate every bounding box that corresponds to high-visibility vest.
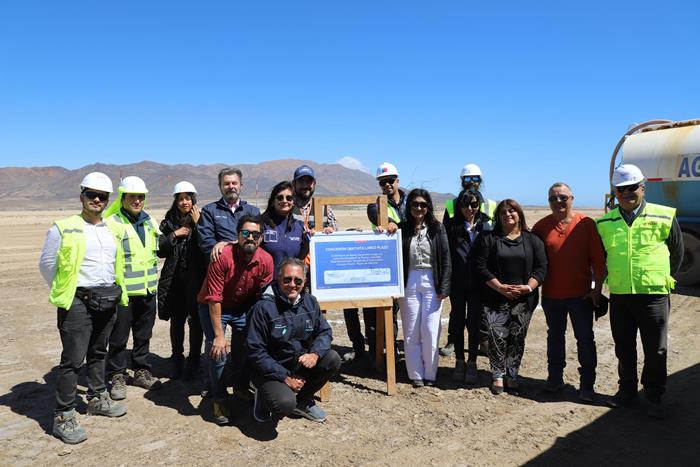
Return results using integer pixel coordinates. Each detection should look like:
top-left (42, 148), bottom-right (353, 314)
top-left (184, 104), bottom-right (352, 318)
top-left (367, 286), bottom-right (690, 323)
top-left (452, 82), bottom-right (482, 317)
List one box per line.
top-left (445, 198), bottom-right (497, 220)
top-left (107, 212), bottom-right (160, 296)
top-left (49, 215), bottom-right (128, 309)
top-left (596, 202), bottom-right (676, 294)
top-left (371, 203), bottom-right (402, 230)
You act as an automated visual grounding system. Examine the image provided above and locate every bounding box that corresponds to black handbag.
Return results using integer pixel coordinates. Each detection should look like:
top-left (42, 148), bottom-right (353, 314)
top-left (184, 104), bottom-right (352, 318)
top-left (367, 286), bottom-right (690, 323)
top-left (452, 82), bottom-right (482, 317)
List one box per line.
top-left (76, 284), bottom-right (122, 312)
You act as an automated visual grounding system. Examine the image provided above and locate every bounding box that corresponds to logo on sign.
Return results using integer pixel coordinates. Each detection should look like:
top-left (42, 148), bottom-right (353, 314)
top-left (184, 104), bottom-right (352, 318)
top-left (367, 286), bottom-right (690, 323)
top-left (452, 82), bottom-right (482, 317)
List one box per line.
top-left (678, 154), bottom-right (700, 178)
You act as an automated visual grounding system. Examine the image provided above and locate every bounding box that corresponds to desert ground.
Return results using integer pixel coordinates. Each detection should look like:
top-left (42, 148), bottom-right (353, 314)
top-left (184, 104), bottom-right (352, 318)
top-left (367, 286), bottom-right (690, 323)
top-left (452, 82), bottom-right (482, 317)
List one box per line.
top-left (0, 207), bottom-right (699, 466)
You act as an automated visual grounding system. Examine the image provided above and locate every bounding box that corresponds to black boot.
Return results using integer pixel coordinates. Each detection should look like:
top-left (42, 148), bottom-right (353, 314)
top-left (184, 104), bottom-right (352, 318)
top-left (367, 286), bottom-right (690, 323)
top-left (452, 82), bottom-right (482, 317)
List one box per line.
top-left (170, 355), bottom-right (185, 380)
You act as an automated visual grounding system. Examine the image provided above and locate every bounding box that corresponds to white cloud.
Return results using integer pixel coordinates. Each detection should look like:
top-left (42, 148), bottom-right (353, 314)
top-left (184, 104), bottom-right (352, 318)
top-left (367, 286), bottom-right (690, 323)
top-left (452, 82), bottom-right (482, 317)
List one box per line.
top-left (337, 156), bottom-right (371, 174)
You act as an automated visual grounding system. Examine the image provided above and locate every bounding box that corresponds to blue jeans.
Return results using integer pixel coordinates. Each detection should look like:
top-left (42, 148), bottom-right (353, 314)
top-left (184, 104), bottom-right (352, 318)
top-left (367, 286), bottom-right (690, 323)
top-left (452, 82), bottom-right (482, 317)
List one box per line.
top-left (198, 303), bottom-right (248, 399)
top-left (542, 297), bottom-right (597, 390)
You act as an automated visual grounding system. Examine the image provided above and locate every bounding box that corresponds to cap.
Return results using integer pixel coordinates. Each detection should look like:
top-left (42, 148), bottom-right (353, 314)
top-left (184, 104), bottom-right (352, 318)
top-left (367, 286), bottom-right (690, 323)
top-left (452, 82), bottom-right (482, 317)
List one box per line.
top-left (612, 164), bottom-right (645, 187)
top-left (293, 165), bottom-right (316, 181)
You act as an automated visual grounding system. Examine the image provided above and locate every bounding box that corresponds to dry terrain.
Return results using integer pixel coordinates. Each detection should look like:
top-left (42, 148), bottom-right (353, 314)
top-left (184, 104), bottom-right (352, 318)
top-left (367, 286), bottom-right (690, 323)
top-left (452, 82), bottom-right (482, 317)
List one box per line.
top-left (1, 208), bottom-right (699, 466)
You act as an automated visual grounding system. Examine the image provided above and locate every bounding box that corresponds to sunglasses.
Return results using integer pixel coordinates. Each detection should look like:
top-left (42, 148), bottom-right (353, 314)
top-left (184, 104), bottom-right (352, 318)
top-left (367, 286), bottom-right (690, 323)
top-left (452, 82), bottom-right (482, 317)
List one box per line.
top-left (462, 176), bottom-right (481, 182)
top-left (461, 201), bottom-right (480, 209)
top-left (282, 276), bottom-right (304, 286)
top-left (276, 194), bottom-right (294, 202)
top-left (240, 229), bottom-right (262, 240)
top-left (616, 183), bottom-right (641, 193)
top-left (378, 177), bottom-right (397, 186)
top-left (126, 193), bottom-right (146, 200)
top-left (83, 190), bottom-right (109, 202)
top-left (411, 201), bottom-right (429, 209)
top-left (548, 195), bottom-right (570, 203)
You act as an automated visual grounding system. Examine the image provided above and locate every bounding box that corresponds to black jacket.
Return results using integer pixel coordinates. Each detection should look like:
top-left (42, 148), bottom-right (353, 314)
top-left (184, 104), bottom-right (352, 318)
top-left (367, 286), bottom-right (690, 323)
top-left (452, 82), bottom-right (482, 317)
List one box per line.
top-left (157, 217), bottom-right (206, 320)
top-left (399, 221), bottom-right (452, 297)
top-left (447, 212), bottom-right (492, 294)
top-left (247, 285), bottom-right (333, 382)
top-left (473, 230), bottom-right (547, 310)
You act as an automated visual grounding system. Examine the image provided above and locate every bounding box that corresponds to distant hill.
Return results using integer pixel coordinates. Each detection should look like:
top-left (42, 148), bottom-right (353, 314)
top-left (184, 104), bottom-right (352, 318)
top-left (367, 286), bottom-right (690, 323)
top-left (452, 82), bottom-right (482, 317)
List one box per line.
top-left (0, 160), bottom-right (454, 210)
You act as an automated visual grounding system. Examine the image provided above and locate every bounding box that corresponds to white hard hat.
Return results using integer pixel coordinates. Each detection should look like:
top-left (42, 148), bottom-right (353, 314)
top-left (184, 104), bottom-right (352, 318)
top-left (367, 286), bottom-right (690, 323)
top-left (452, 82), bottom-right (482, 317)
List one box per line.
top-left (376, 162), bottom-right (399, 179)
top-left (460, 163), bottom-right (482, 178)
top-left (173, 181), bottom-right (197, 195)
top-left (612, 164), bottom-right (645, 187)
top-left (80, 172), bottom-right (113, 193)
top-left (119, 176), bottom-right (149, 194)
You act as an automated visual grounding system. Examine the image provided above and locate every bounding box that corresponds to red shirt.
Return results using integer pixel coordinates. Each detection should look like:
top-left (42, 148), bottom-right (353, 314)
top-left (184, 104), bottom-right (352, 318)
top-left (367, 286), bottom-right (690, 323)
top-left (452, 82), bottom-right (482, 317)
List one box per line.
top-left (197, 244), bottom-right (274, 310)
top-left (532, 212), bottom-right (606, 300)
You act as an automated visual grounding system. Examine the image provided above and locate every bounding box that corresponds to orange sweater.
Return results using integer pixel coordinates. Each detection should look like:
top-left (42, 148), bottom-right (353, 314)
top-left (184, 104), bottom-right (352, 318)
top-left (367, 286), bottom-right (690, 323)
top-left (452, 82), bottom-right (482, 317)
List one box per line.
top-left (532, 212), bottom-right (606, 300)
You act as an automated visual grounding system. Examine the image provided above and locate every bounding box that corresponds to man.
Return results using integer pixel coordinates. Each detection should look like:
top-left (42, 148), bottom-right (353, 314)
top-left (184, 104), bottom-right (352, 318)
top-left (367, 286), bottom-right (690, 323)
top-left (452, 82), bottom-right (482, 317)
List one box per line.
top-left (441, 163), bottom-right (496, 356)
top-left (105, 176), bottom-right (162, 400)
top-left (198, 167), bottom-right (261, 262)
top-left (292, 164), bottom-right (337, 234)
top-left (533, 182), bottom-right (606, 402)
top-left (247, 257), bottom-right (340, 424)
top-left (39, 172), bottom-right (128, 444)
top-left (342, 162), bottom-right (406, 365)
top-left (596, 164), bottom-right (683, 418)
top-left (197, 215), bottom-right (274, 425)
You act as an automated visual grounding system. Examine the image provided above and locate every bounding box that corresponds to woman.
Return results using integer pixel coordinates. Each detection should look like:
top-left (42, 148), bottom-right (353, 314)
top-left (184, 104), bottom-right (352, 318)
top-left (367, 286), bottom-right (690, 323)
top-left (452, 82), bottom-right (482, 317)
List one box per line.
top-left (157, 181), bottom-right (206, 380)
top-left (399, 189), bottom-right (451, 387)
top-left (473, 199), bottom-right (547, 395)
top-left (260, 181), bottom-right (309, 276)
top-left (446, 188), bottom-right (492, 384)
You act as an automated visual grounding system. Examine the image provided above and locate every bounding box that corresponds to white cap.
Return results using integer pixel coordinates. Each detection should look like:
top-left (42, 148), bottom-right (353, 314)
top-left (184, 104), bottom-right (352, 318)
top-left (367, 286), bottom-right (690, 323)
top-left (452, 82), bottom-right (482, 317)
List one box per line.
top-left (173, 181), bottom-right (197, 195)
top-left (376, 162), bottom-right (399, 179)
top-left (80, 172), bottom-right (113, 193)
top-left (612, 164), bottom-right (645, 187)
top-left (119, 176), bottom-right (149, 194)
top-left (460, 163), bottom-right (482, 178)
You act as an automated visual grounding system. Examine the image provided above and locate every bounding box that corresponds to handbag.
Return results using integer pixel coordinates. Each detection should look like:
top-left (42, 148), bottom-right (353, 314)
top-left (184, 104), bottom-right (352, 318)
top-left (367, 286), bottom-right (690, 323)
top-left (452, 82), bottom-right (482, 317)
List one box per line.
top-left (76, 284), bottom-right (122, 312)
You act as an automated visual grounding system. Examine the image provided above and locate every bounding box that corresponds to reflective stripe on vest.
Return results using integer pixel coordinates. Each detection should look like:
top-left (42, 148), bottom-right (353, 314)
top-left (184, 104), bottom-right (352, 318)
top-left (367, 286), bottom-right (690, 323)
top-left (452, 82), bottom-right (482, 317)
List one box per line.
top-left (596, 203), bottom-right (676, 294)
top-left (108, 212), bottom-right (159, 296)
top-left (49, 215), bottom-right (128, 309)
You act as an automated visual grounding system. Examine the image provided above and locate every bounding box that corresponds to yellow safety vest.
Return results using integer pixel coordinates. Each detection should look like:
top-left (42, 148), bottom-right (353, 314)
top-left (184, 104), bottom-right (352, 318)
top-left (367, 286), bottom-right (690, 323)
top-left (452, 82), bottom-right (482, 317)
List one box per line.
top-left (596, 203), bottom-right (676, 294)
top-left (107, 212), bottom-right (160, 296)
top-left (371, 203), bottom-right (402, 230)
top-left (445, 198), bottom-right (497, 220)
top-left (49, 215), bottom-right (128, 309)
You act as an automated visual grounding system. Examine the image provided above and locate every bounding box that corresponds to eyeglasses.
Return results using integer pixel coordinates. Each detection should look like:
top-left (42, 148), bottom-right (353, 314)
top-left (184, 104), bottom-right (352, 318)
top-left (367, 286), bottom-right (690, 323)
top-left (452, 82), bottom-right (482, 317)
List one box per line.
top-left (282, 276), bottom-right (304, 286)
top-left (126, 193), bottom-right (146, 200)
top-left (411, 201), bottom-right (429, 209)
top-left (461, 201), bottom-right (480, 210)
top-left (276, 194), bottom-right (294, 202)
top-left (548, 195), bottom-right (570, 203)
top-left (240, 229), bottom-right (262, 240)
top-left (378, 177), bottom-right (397, 186)
top-left (462, 176), bottom-right (481, 183)
top-left (83, 190), bottom-right (109, 202)
top-left (616, 183), bottom-right (641, 193)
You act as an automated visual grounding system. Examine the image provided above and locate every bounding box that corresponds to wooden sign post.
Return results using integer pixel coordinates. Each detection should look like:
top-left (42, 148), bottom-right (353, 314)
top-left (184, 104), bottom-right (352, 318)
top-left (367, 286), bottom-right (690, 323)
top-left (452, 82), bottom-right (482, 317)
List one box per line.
top-left (313, 195), bottom-right (398, 397)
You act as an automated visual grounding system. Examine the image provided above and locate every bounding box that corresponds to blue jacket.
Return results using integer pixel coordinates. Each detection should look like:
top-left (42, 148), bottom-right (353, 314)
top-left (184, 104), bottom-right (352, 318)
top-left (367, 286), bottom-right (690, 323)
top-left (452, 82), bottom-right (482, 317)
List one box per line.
top-left (197, 197), bottom-right (260, 255)
top-left (247, 285), bottom-right (332, 382)
top-left (261, 213), bottom-right (309, 276)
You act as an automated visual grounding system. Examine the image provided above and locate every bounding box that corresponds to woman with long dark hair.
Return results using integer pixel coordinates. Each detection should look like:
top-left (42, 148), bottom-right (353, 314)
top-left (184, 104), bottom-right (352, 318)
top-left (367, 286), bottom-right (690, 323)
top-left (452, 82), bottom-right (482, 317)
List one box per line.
top-left (157, 181), bottom-right (206, 379)
top-left (398, 189), bottom-right (451, 387)
top-left (446, 188), bottom-right (492, 384)
top-left (260, 181), bottom-right (309, 275)
top-left (473, 199), bottom-right (547, 395)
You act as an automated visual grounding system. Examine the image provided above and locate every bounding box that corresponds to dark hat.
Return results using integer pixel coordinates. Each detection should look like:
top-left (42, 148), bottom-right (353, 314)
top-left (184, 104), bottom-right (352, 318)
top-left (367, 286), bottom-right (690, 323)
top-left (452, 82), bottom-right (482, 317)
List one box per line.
top-left (293, 165), bottom-right (316, 181)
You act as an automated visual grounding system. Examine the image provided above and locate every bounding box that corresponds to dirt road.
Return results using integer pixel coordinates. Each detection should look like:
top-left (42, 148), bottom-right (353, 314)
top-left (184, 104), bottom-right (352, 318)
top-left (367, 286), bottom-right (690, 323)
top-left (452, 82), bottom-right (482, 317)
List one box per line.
top-left (1, 210), bottom-right (698, 466)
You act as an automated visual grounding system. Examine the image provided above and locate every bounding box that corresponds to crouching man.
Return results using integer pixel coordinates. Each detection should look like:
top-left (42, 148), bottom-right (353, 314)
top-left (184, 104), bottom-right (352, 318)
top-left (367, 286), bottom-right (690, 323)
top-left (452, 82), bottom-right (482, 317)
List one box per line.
top-left (247, 257), bottom-right (341, 423)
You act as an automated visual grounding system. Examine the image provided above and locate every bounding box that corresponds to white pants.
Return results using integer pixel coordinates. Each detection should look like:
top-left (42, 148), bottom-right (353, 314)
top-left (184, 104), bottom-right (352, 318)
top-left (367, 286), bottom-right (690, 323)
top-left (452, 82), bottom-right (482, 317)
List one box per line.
top-left (399, 269), bottom-right (442, 381)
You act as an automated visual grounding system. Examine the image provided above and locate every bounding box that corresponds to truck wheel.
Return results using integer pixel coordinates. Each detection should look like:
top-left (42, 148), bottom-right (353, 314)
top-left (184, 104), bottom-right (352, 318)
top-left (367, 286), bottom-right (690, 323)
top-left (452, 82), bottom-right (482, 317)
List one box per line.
top-left (676, 231), bottom-right (700, 287)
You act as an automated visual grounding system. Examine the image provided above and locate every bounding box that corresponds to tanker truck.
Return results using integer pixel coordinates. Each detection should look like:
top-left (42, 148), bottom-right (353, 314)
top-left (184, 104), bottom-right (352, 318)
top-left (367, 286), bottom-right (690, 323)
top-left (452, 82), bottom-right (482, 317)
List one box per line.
top-left (608, 118), bottom-right (700, 287)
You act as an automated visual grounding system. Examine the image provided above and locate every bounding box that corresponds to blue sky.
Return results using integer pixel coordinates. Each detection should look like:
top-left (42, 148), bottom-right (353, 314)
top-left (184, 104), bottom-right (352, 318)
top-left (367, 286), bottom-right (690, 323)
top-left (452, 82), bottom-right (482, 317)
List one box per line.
top-left (1, 1), bottom-right (699, 206)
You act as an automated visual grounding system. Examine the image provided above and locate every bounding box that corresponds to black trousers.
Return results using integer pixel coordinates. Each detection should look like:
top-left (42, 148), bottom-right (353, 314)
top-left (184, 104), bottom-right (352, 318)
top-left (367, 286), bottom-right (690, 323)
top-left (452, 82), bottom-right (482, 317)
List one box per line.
top-left (55, 296), bottom-right (117, 413)
top-left (252, 350), bottom-right (341, 418)
top-left (344, 302), bottom-right (398, 355)
top-left (106, 293), bottom-right (157, 378)
top-left (610, 294), bottom-right (670, 399)
top-left (450, 289), bottom-right (482, 362)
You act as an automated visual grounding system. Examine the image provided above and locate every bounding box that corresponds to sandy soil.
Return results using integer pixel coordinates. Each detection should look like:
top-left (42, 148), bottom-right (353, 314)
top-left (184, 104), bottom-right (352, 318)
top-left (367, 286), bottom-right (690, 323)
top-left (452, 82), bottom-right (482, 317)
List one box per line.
top-left (1, 208), bottom-right (699, 466)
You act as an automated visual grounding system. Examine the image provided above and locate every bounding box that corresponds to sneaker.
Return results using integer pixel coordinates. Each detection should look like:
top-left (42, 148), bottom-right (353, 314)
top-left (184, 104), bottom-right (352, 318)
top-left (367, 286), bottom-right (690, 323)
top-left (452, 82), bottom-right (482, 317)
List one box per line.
top-left (542, 379), bottom-right (565, 394)
top-left (578, 388), bottom-right (595, 403)
top-left (292, 400), bottom-right (326, 423)
top-left (411, 379), bottom-right (424, 388)
top-left (464, 361), bottom-right (478, 385)
top-left (87, 391), bottom-right (127, 417)
top-left (213, 399), bottom-right (230, 425)
top-left (490, 379), bottom-right (504, 396)
top-left (253, 391), bottom-right (271, 423)
top-left (452, 360), bottom-right (466, 382)
top-left (439, 343), bottom-right (454, 357)
top-left (170, 355), bottom-right (184, 380)
top-left (607, 390), bottom-right (639, 408)
top-left (110, 373), bottom-right (127, 401)
top-left (423, 379), bottom-right (436, 387)
top-left (342, 351), bottom-right (356, 362)
top-left (53, 409), bottom-right (87, 444)
top-left (132, 369), bottom-right (161, 390)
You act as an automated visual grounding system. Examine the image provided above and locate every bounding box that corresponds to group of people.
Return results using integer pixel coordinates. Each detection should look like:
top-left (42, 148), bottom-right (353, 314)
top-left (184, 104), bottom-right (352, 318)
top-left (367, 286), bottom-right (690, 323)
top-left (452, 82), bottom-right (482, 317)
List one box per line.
top-left (40, 160), bottom-right (683, 445)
